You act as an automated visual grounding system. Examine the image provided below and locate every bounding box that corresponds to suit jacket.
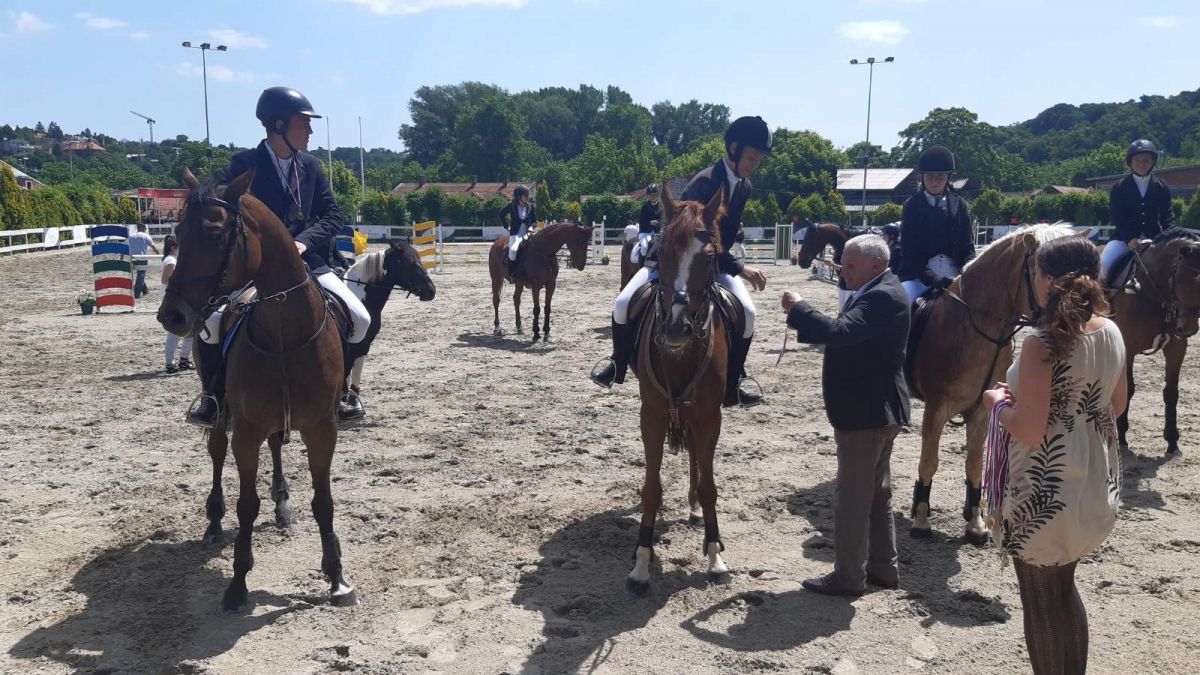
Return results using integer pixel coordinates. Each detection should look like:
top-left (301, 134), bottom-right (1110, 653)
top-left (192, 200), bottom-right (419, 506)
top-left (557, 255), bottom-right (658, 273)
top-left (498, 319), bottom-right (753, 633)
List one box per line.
top-left (220, 141), bottom-right (343, 275)
top-left (1109, 174), bottom-right (1175, 243)
top-left (787, 270), bottom-right (911, 432)
top-left (499, 201), bottom-right (537, 236)
top-left (897, 191), bottom-right (974, 284)
top-left (680, 160), bottom-right (751, 276)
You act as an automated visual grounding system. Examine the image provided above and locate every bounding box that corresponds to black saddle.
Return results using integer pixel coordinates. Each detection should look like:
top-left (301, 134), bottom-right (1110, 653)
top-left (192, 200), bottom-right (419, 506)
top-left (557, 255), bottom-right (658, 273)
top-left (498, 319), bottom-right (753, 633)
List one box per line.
top-left (903, 285), bottom-right (947, 401)
top-left (316, 278), bottom-right (353, 342)
top-left (1106, 252), bottom-right (1138, 295)
top-left (626, 281), bottom-right (746, 372)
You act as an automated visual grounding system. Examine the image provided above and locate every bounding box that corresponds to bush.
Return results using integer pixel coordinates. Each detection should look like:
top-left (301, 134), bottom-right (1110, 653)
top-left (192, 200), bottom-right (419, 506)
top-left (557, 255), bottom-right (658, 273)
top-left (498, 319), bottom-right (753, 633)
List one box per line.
top-left (870, 202), bottom-right (903, 226)
top-left (27, 186), bottom-right (83, 228)
top-left (581, 194), bottom-right (637, 228)
top-left (115, 196), bottom-right (141, 224)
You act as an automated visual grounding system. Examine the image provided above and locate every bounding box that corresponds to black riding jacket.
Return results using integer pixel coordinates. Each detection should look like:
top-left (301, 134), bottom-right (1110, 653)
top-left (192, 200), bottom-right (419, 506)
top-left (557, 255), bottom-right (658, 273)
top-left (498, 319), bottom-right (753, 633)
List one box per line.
top-left (499, 201), bottom-right (537, 237)
top-left (680, 159), bottom-right (752, 276)
top-left (897, 190), bottom-right (974, 284)
top-left (1108, 174), bottom-right (1175, 243)
top-left (638, 200), bottom-right (662, 235)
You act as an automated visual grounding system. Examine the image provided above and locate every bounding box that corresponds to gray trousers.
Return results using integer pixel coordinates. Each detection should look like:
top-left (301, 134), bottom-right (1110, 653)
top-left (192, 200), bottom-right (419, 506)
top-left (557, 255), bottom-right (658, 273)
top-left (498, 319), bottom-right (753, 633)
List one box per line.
top-left (833, 425), bottom-right (900, 589)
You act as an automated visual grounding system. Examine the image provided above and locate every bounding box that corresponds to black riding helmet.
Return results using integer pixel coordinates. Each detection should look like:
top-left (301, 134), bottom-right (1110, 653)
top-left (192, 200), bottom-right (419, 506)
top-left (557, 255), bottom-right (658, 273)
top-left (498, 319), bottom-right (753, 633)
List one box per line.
top-left (880, 223), bottom-right (901, 240)
top-left (256, 87), bottom-right (321, 139)
top-left (724, 116), bottom-right (773, 162)
top-left (1126, 139), bottom-right (1159, 167)
top-left (917, 146), bottom-right (955, 173)
top-left (646, 183), bottom-right (660, 195)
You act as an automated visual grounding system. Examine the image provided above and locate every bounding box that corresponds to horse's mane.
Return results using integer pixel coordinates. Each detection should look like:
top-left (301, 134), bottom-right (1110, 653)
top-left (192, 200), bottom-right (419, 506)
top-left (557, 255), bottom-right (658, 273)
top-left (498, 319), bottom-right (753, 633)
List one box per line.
top-left (1152, 226), bottom-right (1200, 245)
top-left (183, 176), bottom-right (224, 212)
top-left (346, 249), bottom-right (387, 282)
top-left (966, 222), bottom-right (1077, 269)
top-left (662, 201), bottom-right (723, 259)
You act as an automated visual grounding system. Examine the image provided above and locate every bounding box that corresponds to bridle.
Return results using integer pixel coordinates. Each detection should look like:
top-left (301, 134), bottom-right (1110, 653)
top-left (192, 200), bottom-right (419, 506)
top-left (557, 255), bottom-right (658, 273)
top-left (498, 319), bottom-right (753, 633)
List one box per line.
top-left (166, 195), bottom-right (250, 324)
top-left (1130, 242), bottom-right (1200, 353)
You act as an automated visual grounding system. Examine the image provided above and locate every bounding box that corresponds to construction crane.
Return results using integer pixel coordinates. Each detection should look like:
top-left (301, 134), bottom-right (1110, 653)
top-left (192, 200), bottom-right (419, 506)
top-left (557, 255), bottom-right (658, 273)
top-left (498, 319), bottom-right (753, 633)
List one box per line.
top-left (129, 110), bottom-right (156, 143)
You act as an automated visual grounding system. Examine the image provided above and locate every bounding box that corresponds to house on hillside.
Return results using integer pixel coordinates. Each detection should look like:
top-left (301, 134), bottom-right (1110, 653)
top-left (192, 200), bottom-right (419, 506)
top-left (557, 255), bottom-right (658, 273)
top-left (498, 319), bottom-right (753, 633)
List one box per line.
top-left (1085, 164), bottom-right (1200, 200)
top-left (0, 159), bottom-right (44, 190)
top-left (61, 139), bottom-right (106, 154)
top-left (0, 139), bottom-right (36, 156)
top-left (390, 178), bottom-right (524, 201)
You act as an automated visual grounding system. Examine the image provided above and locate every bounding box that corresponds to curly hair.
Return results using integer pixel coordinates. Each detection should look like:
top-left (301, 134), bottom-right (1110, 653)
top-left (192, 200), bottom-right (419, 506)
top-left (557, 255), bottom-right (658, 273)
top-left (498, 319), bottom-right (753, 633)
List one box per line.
top-left (1034, 236), bottom-right (1109, 361)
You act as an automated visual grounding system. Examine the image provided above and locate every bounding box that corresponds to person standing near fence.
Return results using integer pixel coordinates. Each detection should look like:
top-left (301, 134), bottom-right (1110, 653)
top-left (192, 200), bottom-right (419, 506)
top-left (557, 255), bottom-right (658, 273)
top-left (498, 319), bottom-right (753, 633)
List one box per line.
top-left (160, 237), bottom-right (193, 374)
top-left (982, 235), bottom-right (1127, 675)
top-left (128, 223), bottom-right (160, 299)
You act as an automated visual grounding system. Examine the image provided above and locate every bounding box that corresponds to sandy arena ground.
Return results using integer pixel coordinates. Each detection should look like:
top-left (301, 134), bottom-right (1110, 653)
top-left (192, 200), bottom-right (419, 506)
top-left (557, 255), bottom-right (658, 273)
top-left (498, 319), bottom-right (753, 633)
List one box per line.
top-left (1, 245), bottom-right (1197, 674)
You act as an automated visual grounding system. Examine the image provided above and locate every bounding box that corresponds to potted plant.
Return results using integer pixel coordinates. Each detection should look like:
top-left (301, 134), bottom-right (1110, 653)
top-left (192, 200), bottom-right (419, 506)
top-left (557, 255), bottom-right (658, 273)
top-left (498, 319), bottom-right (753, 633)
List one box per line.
top-left (601, 254), bottom-right (610, 266)
top-left (75, 289), bottom-right (96, 315)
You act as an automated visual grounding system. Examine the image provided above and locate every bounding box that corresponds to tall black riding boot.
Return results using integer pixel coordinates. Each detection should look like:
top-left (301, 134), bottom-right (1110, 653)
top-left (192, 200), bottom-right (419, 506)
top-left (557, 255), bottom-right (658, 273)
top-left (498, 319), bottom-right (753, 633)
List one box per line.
top-left (591, 318), bottom-right (631, 388)
top-left (724, 334), bottom-right (764, 408)
top-left (187, 340), bottom-right (224, 428)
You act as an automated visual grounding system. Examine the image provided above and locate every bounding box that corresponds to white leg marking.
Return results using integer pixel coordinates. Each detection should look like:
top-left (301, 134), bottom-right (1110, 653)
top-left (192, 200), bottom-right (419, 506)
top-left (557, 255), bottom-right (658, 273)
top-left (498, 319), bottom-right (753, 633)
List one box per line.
top-left (629, 546), bottom-right (652, 583)
top-left (707, 542), bottom-right (728, 576)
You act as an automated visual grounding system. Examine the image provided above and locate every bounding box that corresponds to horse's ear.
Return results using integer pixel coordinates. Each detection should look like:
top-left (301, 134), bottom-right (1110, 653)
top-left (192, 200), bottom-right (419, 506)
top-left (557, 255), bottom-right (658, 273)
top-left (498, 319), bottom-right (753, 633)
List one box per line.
top-left (1020, 232), bottom-right (1039, 250)
top-left (702, 183), bottom-right (725, 229)
top-left (182, 168), bottom-right (199, 189)
top-left (661, 183), bottom-right (678, 223)
top-left (1074, 228), bottom-right (1092, 238)
top-left (226, 168), bottom-right (255, 202)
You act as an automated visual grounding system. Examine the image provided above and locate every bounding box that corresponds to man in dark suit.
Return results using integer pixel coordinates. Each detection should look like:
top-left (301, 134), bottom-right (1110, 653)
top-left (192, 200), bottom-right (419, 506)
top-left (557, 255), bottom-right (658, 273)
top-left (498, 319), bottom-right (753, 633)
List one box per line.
top-left (782, 233), bottom-right (911, 596)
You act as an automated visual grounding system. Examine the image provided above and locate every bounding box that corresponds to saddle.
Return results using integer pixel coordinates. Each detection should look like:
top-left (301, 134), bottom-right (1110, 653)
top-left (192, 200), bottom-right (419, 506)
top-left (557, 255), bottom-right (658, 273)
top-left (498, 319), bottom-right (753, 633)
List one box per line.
top-left (316, 279), bottom-right (353, 342)
top-left (903, 285), bottom-right (947, 401)
top-left (1105, 253), bottom-right (1140, 297)
top-left (626, 280), bottom-right (746, 373)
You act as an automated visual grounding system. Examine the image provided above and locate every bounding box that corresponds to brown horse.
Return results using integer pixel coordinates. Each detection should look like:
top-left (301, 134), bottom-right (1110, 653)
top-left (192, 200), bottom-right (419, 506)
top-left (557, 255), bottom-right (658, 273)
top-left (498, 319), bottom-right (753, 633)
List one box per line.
top-left (1108, 228), bottom-right (1200, 456)
top-left (488, 222), bottom-right (593, 342)
top-left (794, 222), bottom-right (851, 269)
top-left (157, 169), bottom-right (356, 610)
top-left (620, 237), bottom-right (640, 289)
top-left (907, 223), bottom-right (1079, 542)
top-left (626, 185), bottom-right (731, 594)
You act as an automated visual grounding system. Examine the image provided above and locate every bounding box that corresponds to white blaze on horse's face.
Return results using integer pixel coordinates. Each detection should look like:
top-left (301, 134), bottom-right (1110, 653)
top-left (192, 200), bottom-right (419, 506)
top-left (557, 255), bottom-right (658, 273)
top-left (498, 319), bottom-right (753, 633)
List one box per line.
top-left (671, 236), bottom-right (704, 324)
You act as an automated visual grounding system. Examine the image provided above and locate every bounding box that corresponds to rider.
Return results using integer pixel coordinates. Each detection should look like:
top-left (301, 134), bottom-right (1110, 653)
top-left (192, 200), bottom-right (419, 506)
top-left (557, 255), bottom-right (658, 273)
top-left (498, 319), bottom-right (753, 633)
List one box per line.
top-left (187, 86), bottom-right (373, 427)
top-left (897, 146), bottom-right (975, 304)
top-left (880, 223), bottom-right (903, 274)
top-left (591, 115), bottom-right (771, 408)
top-left (629, 183), bottom-right (662, 264)
top-left (1101, 139), bottom-right (1176, 290)
top-left (500, 186), bottom-right (537, 282)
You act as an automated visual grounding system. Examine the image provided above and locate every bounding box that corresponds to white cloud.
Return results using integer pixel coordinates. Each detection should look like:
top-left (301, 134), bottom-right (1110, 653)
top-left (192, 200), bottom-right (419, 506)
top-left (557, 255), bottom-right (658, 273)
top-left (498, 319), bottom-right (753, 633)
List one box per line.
top-left (75, 12), bottom-right (128, 30)
top-left (838, 20), bottom-right (909, 45)
top-left (337, 0), bottom-right (528, 16)
top-left (175, 62), bottom-right (255, 83)
top-left (14, 11), bottom-right (53, 33)
top-left (209, 28), bottom-right (269, 49)
top-left (1138, 16), bottom-right (1179, 29)
top-left (130, 30), bottom-right (150, 41)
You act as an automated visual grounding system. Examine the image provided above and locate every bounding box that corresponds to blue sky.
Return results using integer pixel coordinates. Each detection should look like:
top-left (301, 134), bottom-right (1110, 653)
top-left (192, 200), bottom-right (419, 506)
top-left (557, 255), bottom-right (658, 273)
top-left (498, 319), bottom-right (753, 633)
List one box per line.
top-left (1, 0), bottom-right (1196, 154)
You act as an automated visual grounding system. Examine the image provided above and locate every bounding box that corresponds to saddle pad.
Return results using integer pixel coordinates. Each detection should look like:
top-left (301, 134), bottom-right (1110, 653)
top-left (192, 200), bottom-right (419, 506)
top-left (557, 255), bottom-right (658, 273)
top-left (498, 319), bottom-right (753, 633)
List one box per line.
top-left (904, 286), bottom-right (946, 401)
top-left (317, 280), bottom-right (353, 341)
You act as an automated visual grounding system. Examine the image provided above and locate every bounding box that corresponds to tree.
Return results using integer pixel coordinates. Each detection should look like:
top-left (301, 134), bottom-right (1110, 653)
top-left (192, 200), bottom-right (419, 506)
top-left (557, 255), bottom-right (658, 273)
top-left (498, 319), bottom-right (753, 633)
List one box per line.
top-left (535, 181), bottom-right (552, 216)
top-left (662, 137), bottom-right (723, 184)
top-left (762, 193), bottom-right (783, 226)
top-left (450, 95), bottom-right (526, 182)
top-left (755, 129), bottom-right (845, 199)
top-left (46, 122), bottom-right (64, 140)
top-left (360, 191), bottom-right (393, 225)
top-left (845, 141), bottom-right (889, 168)
top-left (1183, 191), bottom-right (1200, 229)
top-left (114, 196), bottom-right (141, 224)
top-left (420, 187), bottom-right (445, 224)
top-left (896, 107), bottom-right (1000, 188)
top-left (971, 188), bottom-right (1004, 226)
top-left (651, 100), bottom-right (730, 155)
top-left (871, 202), bottom-right (903, 226)
top-left (399, 82), bottom-right (506, 165)
top-left (592, 104), bottom-right (652, 149)
top-left (569, 135), bottom-right (655, 197)
top-left (581, 194), bottom-right (638, 228)
top-left (328, 160), bottom-right (362, 220)
top-left (27, 186), bottom-right (82, 227)
top-left (34, 122), bottom-right (45, 134)
top-left (0, 165), bottom-right (33, 230)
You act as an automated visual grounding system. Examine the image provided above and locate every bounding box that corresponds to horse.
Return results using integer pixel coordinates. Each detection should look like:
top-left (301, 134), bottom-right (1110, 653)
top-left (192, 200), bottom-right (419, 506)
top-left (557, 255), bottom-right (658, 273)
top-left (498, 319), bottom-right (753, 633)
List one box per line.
top-left (907, 223), bottom-right (1080, 543)
top-left (620, 237), bottom-right (640, 289)
top-left (626, 185), bottom-right (732, 594)
top-left (1107, 227), bottom-right (1200, 456)
top-left (488, 222), bottom-right (593, 342)
top-left (157, 168), bottom-right (356, 610)
top-left (341, 240), bottom-right (437, 417)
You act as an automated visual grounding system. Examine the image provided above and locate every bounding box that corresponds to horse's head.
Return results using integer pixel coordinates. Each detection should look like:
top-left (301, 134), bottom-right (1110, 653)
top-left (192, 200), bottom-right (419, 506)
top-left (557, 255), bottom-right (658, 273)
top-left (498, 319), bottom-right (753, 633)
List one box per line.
top-left (564, 223), bottom-right (593, 271)
top-left (795, 223), bottom-right (843, 268)
top-left (382, 238), bottom-right (437, 301)
top-left (157, 168), bottom-right (259, 338)
top-left (965, 222), bottom-right (1080, 320)
top-left (655, 185), bottom-right (724, 351)
top-left (1146, 231), bottom-right (1200, 338)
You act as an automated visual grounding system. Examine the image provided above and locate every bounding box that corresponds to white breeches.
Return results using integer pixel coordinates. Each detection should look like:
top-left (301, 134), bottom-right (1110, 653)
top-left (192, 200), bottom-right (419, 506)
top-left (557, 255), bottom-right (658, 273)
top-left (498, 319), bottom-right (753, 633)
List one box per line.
top-left (165, 332), bottom-right (193, 365)
top-left (629, 232), bottom-right (654, 264)
top-left (902, 254), bottom-right (962, 303)
top-left (200, 272), bottom-right (371, 345)
top-left (508, 226), bottom-right (529, 261)
top-left (623, 225), bottom-right (640, 243)
top-left (1100, 240), bottom-right (1129, 279)
top-left (612, 267), bottom-right (756, 337)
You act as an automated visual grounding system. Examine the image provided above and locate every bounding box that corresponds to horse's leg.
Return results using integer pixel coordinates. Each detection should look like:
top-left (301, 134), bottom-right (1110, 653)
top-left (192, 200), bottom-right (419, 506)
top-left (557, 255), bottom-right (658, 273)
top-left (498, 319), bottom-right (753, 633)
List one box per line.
top-left (531, 286), bottom-right (542, 343)
top-left (203, 419), bottom-right (228, 545)
top-left (304, 422), bottom-right (357, 607)
top-left (512, 285), bottom-right (524, 335)
top-left (269, 432), bottom-right (296, 528)
top-left (629, 405), bottom-right (666, 595)
top-left (687, 449), bottom-right (703, 525)
top-left (911, 405), bottom-right (952, 538)
top-left (962, 405), bottom-right (989, 545)
top-left (542, 280), bottom-right (555, 342)
top-left (1163, 339), bottom-right (1186, 456)
top-left (694, 421), bottom-right (729, 584)
top-left (1117, 355), bottom-right (1136, 452)
top-left (223, 426), bottom-right (264, 610)
top-left (492, 269), bottom-right (503, 336)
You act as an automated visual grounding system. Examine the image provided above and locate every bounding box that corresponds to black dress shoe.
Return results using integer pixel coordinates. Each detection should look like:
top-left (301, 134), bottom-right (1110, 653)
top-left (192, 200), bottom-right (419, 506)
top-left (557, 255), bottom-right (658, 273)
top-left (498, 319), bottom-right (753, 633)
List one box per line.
top-left (866, 572), bottom-right (899, 590)
top-left (337, 392), bottom-right (366, 421)
top-left (166, 363), bottom-right (179, 374)
top-left (177, 358), bottom-right (194, 371)
top-left (802, 573), bottom-right (864, 597)
top-left (186, 395), bottom-right (219, 429)
top-left (723, 382), bottom-right (764, 408)
top-left (591, 360), bottom-right (617, 389)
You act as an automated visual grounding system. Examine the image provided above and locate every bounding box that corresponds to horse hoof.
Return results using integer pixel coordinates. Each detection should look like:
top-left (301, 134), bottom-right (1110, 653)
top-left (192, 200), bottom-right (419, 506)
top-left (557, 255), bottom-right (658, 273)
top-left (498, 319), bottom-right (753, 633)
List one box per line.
top-left (202, 527), bottom-right (223, 546)
top-left (222, 583), bottom-right (248, 611)
top-left (909, 527), bottom-right (932, 539)
top-left (707, 571), bottom-right (732, 586)
top-left (531, 334), bottom-right (540, 344)
top-left (1166, 446), bottom-right (1181, 458)
top-left (330, 588), bottom-right (359, 608)
top-left (275, 509), bottom-right (297, 529)
top-left (493, 328), bottom-right (502, 337)
top-left (963, 529), bottom-right (988, 547)
top-left (688, 514), bottom-right (703, 527)
top-left (626, 578), bottom-right (650, 596)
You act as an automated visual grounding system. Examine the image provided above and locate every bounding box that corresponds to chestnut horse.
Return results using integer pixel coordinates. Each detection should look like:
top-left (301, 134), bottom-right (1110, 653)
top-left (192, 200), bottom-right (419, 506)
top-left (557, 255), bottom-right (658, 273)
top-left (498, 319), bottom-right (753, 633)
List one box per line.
top-left (907, 223), bottom-right (1078, 542)
top-left (1108, 228), bottom-right (1200, 456)
top-left (794, 222), bottom-right (852, 269)
top-left (627, 186), bottom-right (731, 594)
top-left (157, 169), bottom-right (356, 609)
top-left (488, 222), bottom-right (593, 342)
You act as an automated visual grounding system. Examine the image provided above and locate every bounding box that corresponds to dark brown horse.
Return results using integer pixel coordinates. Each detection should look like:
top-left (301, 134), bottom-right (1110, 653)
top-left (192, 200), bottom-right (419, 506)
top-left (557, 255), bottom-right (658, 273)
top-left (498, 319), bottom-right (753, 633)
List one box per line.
top-left (794, 222), bottom-right (851, 269)
top-left (157, 169), bottom-right (356, 609)
top-left (907, 223), bottom-right (1080, 542)
top-left (1108, 228), bottom-right (1200, 456)
top-left (626, 185), bottom-right (731, 594)
top-left (488, 222), bottom-right (593, 342)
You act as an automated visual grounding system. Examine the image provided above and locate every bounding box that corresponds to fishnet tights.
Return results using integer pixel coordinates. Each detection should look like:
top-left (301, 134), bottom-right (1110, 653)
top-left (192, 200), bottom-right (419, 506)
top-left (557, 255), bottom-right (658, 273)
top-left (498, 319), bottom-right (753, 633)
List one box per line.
top-left (1014, 558), bottom-right (1089, 675)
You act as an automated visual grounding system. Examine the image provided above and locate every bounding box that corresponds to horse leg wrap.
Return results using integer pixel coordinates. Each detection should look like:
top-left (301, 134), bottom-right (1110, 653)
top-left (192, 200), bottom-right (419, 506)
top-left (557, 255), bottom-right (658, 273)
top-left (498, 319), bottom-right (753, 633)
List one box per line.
top-left (632, 526), bottom-right (655, 559)
top-left (963, 481), bottom-right (981, 522)
top-left (911, 479), bottom-right (932, 517)
top-left (321, 533), bottom-right (344, 581)
top-left (703, 523), bottom-right (725, 553)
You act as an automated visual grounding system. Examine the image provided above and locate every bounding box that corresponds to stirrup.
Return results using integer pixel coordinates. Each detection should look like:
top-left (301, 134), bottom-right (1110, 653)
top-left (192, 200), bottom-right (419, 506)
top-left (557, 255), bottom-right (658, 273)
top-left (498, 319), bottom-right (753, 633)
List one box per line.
top-left (590, 357), bottom-right (617, 389)
top-left (736, 375), bottom-right (765, 408)
top-left (184, 393), bottom-right (220, 429)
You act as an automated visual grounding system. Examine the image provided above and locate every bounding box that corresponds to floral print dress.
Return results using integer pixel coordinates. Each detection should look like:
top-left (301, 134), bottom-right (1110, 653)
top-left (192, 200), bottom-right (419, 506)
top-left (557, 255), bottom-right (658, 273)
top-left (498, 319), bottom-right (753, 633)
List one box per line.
top-left (1002, 319), bottom-right (1125, 566)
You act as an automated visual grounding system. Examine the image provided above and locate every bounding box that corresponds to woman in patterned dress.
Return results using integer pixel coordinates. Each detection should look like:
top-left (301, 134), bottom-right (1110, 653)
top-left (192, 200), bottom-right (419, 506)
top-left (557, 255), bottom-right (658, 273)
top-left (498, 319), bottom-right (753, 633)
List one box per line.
top-left (983, 235), bottom-right (1128, 675)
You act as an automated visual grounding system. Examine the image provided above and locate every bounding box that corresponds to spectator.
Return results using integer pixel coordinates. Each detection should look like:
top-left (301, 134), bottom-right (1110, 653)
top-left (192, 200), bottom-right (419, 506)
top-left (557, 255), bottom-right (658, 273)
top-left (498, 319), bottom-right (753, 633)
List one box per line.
top-left (128, 223), bottom-right (160, 298)
top-left (160, 237), bottom-right (193, 374)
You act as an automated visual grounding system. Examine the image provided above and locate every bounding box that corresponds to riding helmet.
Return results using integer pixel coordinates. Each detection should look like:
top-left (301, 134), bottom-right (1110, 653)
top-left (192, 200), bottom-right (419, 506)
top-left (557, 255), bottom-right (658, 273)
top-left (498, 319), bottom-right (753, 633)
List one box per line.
top-left (513, 185), bottom-right (530, 201)
top-left (917, 146), bottom-right (955, 173)
top-left (646, 183), bottom-right (660, 195)
top-left (256, 87), bottom-right (322, 132)
top-left (724, 116), bottom-right (773, 158)
top-left (1126, 139), bottom-right (1159, 165)
top-left (880, 223), bottom-right (901, 240)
